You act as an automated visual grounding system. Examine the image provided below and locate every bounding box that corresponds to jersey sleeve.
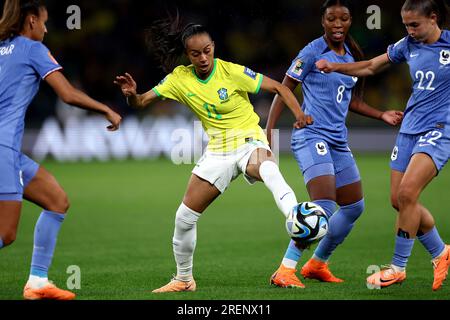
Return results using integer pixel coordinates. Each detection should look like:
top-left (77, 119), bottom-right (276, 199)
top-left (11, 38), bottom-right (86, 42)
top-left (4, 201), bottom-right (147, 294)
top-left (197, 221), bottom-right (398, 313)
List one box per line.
top-left (229, 62), bottom-right (264, 94)
top-left (387, 37), bottom-right (408, 64)
top-left (152, 72), bottom-right (180, 102)
top-left (286, 44), bottom-right (316, 82)
top-left (28, 42), bottom-right (62, 79)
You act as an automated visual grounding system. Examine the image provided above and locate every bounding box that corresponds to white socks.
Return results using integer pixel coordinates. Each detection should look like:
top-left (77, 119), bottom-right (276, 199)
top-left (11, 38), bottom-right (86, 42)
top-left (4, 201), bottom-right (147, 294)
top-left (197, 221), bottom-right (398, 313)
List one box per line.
top-left (172, 203), bottom-right (201, 281)
top-left (27, 275), bottom-right (49, 289)
top-left (259, 161), bottom-right (298, 218)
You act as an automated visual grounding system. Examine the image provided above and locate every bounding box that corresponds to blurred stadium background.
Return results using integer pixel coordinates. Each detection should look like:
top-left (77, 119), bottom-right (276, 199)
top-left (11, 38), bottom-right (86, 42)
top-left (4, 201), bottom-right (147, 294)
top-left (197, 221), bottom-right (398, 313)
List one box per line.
top-left (15, 0), bottom-right (428, 160)
top-left (1, 0), bottom-right (450, 301)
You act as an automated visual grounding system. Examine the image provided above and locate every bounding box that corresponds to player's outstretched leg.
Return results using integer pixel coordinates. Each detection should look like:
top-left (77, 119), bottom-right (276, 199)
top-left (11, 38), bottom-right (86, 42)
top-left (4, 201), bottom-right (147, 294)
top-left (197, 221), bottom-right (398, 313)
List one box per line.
top-left (258, 160), bottom-right (298, 217)
top-left (21, 165), bottom-right (75, 300)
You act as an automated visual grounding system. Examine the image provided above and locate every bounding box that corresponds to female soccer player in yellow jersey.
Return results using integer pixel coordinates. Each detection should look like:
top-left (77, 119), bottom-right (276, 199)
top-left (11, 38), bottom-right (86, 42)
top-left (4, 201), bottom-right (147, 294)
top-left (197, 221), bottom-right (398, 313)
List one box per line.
top-left (115, 17), bottom-right (312, 292)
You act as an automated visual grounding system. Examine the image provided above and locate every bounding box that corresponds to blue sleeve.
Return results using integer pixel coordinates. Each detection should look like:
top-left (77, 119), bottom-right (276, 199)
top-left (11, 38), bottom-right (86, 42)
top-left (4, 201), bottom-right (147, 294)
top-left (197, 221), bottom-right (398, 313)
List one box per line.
top-left (29, 42), bottom-right (62, 79)
top-left (286, 44), bottom-right (316, 82)
top-left (387, 37), bottom-right (408, 64)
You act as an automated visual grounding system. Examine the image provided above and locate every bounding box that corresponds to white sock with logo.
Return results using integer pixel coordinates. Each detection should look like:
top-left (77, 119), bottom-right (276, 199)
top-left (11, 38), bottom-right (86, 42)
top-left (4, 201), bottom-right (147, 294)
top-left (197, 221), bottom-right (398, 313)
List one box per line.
top-left (259, 161), bottom-right (298, 218)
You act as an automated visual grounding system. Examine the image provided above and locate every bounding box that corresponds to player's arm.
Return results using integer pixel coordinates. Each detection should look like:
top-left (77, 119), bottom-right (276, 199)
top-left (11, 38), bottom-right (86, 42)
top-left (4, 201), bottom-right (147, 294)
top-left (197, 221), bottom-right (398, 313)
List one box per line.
top-left (261, 76), bottom-right (312, 131)
top-left (349, 97), bottom-right (403, 126)
top-left (316, 53), bottom-right (391, 77)
top-left (265, 76), bottom-right (302, 146)
top-left (46, 71), bottom-right (121, 131)
top-left (114, 73), bottom-right (158, 109)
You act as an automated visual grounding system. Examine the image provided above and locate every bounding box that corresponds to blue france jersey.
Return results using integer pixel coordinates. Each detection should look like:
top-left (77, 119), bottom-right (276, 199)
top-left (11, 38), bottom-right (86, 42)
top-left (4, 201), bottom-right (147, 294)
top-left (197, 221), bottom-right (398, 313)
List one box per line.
top-left (287, 36), bottom-right (358, 144)
top-left (0, 36), bottom-right (62, 151)
top-left (387, 30), bottom-right (450, 135)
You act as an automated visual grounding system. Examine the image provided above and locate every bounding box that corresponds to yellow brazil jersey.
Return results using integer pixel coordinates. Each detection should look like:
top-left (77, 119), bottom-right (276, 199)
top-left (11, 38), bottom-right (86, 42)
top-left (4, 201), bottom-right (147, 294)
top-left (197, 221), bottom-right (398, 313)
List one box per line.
top-left (152, 58), bottom-right (268, 152)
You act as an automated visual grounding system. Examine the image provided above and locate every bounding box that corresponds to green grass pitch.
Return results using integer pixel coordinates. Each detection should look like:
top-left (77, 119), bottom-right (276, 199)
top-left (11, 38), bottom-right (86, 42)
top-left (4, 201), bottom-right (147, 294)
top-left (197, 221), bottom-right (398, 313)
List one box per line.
top-left (0, 154), bottom-right (449, 300)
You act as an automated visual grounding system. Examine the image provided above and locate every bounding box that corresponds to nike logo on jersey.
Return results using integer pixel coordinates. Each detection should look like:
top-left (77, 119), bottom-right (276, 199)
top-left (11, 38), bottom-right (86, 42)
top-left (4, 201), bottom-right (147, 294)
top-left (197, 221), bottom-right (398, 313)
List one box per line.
top-left (410, 53), bottom-right (419, 58)
top-left (186, 93), bottom-right (197, 98)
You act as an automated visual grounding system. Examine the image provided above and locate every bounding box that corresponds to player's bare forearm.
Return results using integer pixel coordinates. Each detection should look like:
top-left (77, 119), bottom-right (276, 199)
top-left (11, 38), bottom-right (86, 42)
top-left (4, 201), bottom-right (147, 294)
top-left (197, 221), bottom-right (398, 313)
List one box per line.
top-left (46, 71), bottom-right (109, 115)
top-left (350, 97), bottom-right (403, 126)
top-left (349, 98), bottom-right (383, 120)
top-left (320, 53), bottom-right (391, 77)
top-left (127, 90), bottom-right (158, 109)
top-left (266, 76), bottom-right (300, 131)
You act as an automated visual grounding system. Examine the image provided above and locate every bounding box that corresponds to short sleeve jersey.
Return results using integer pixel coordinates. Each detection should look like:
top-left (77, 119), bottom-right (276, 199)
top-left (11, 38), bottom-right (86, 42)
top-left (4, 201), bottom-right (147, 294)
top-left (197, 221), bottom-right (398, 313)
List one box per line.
top-left (387, 30), bottom-right (450, 135)
top-left (286, 36), bottom-right (358, 145)
top-left (153, 58), bottom-right (267, 152)
top-left (0, 36), bottom-right (62, 151)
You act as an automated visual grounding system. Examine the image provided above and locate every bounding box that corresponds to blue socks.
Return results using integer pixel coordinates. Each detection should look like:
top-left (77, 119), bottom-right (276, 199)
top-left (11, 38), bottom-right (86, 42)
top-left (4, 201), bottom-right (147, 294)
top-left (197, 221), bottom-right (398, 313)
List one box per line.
top-left (30, 210), bottom-right (65, 278)
top-left (314, 199), bottom-right (364, 262)
top-left (392, 235), bottom-right (415, 268)
top-left (418, 227), bottom-right (446, 259)
top-left (0, 237), bottom-right (3, 249)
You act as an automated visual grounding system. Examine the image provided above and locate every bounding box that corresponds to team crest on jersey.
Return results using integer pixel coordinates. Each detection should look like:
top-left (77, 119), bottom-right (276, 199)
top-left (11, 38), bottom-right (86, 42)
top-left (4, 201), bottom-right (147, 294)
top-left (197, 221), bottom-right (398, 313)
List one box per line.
top-left (244, 67), bottom-right (257, 79)
top-left (291, 59), bottom-right (303, 76)
top-left (439, 50), bottom-right (450, 65)
top-left (217, 88), bottom-right (229, 101)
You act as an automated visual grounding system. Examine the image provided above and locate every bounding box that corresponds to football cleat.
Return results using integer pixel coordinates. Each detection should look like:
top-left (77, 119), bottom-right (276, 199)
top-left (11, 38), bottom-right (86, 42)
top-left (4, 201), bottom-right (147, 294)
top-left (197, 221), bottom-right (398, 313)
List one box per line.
top-left (432, 245), bottom-right (450, 291)
top-left (301, 258), bottom-right (344, 283)
top-left (23, 281), bottom-right (76, 300)
top-left (152, 277), bottom-right (196, 293)
top-left (366, 265), bottom-right (406, 288)
top-left (270, 265), bottom-right (305, 288)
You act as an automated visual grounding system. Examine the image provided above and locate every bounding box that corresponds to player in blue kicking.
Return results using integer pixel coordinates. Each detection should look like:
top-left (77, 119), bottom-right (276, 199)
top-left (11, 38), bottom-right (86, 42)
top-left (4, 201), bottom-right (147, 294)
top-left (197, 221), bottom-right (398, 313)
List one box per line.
top-left (0, 0), bottom-right (121, 299)
top-left (267, 0), bottom-right (404, 288)
top-left (316, 0), bottom-right (449, 291)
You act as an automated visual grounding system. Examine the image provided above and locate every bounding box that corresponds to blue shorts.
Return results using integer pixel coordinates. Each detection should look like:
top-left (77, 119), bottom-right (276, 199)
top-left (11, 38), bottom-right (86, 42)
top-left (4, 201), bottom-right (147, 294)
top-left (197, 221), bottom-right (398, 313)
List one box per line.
top-left (0, 145), bottom-right (40, 201)
top-left (291, 136), bottom-right (360, 188)
top-left (390, 129), bottom-right (450, 173)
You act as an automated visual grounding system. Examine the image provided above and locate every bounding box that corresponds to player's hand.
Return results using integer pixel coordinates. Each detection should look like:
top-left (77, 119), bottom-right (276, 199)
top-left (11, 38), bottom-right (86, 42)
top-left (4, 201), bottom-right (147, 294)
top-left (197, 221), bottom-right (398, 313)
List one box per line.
top-left (293, 114), bottom-right (313, 129)
top-left (105, 109), bottom-right (122, 131)
top-left (381, 110), bottom-right (403, 126)
top-left (114, 73), bottom-right (137, 97)
top-left (315, 59), bottom-right (334, 73)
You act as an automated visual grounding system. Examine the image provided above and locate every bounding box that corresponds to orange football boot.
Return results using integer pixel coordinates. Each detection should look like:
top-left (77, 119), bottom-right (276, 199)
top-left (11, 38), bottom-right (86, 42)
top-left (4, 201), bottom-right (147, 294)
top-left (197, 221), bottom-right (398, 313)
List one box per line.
top-left (152, 277), bottom-right (196, 293)
top-left (366, 265), bottom-right (406, 288)
top-left (270, 264), bottom-right (305, 288)
top-left (301, 258), bottom-right (344, 283)
top-left (23, 282), bottom-right (76, 300)
top-left (432, 245), bottom-right (450, 291)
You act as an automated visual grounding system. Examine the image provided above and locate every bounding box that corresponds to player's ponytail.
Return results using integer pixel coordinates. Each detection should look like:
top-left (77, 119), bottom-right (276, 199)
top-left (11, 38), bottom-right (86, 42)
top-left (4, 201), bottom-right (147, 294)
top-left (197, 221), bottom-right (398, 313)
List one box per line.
top-left (0, 0), bottom-right (45, 41)
top-left (402, 0), bottom-right (449, 28)
top-left (321, 0), bottom-right (365, 98)
top-left (145, 12), bottom-right (211, 73)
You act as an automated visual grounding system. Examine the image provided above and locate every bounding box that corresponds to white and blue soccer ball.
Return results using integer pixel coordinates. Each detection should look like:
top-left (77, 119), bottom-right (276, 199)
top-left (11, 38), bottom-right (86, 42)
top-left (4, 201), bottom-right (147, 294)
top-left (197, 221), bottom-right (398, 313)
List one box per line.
top-left (286, 202), bottom-right (329, 244)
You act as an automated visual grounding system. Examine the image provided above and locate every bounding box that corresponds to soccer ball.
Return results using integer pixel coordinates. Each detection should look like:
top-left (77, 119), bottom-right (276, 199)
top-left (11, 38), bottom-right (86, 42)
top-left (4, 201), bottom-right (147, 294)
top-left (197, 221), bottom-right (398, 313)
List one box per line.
top-left (286, 202), bottom-right (329, 244)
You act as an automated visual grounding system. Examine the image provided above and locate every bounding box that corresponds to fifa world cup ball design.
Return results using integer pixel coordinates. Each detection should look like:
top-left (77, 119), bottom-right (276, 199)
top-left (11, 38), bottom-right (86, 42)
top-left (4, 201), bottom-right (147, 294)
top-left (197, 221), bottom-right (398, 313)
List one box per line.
top-left (286, 202), bottom-right (329, 244)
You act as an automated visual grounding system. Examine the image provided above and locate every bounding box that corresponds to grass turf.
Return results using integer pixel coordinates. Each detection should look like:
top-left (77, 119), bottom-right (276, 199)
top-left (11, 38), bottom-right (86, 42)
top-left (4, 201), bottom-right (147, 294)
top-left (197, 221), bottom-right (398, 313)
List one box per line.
top-left (0, 154), bottom-right (449, 300)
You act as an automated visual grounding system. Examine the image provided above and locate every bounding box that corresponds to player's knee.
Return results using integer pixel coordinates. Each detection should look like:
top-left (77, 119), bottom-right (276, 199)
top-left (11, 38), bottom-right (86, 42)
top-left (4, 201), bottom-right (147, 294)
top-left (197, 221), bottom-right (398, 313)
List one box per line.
top-left (397, 185), bottom-right (418, 207)
top-left (47, 191), bottom-right (70, 214)
top-left (391, 196), bottom-right (400, 212)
